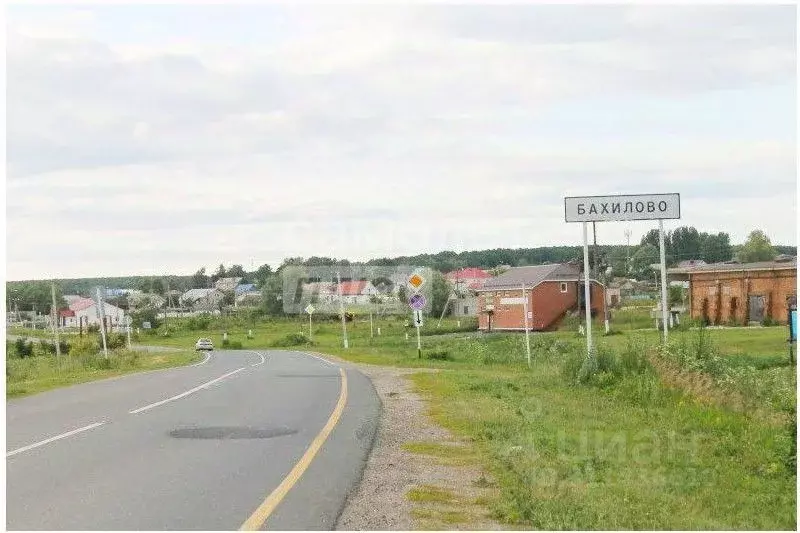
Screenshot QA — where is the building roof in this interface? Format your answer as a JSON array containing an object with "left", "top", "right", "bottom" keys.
[
  {"left": 181, "top": 288, "right": 221, "bottom": 302},
  {"left": 677, "top": 259, "right": 706, "bottom": 268},
  {"left": 667, "top": 257, "right": 797, "bottom": 275},
  {"left": 477, "top": 264, "right": 582, "bottom": 291},
  {"left": 303, "top": 282, "right": 336, "bottom": 295},
  {"left": 445, "top": 268, "right": 491, "bottom": 281},
  {"left": 69, "top": 298, "right": 96, "bottom": 312},
  {"left": 214, "top": 277, "right": 243, "bottom": 291},
  {"left": 338, "top": 280, "right": 367, "bottom": 296},
  {"left": 235, "top": 283, "right": 256, "bottom": 295}
]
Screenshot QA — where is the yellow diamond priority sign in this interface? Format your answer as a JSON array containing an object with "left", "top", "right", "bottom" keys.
[{"left": 408, "top": 273, "right": 425, "bottom": 292}]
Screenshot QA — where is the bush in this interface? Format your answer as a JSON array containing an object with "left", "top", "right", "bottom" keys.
[
  {"left": 13, "top": 338, "right": 33, "bottom": 358},
  {"left": 221, "top": 338, "right": 244, "bottom": 349},
  {"left": 271, "top": 333, "right": 314, "bottom": 348},
  {"left": 104, "top": 332, "right": 127, "bottom": 350},
  {"left": 87, "top": 324, "right": 100, "bottom": 334},
  {"left": 426, "top": 349, "right": 452, "bottom": 361},
  {"left": 187, "top": 314, "right": 212, "bottom": 331},
  {"left": 70, "top": 336, "right": 99, "bottom": 356}
]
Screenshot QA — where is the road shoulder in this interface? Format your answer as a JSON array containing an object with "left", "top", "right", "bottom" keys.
[{"left": 310, "top": 353, "right": 503, "bottom": 531}]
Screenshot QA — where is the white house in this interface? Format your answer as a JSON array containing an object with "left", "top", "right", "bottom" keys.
[
  {"left": 59, "top": 298, "right": 126, "bottom": 329},
  {"left": 180, "top": 288, "right": 225, "bottom": 311}
]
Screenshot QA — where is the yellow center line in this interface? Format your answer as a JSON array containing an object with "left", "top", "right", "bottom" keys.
[{"left": 239, "top": 366, "right": 349, "bottom": 531}]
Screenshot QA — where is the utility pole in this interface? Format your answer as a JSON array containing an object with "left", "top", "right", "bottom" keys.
[
  {"left": 50, "top": 282, "right": 61, "bottom": 361},
  {"left": 624, "top": 229, "right": 632, "bottom": 276},
  {"left": 337, "top": 271, "right": 349, "bottom": 349},
  {"left": 96, "top": 287, "right": 109, "bottom": 358}
]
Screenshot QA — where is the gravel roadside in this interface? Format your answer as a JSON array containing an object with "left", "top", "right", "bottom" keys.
[{"left": 307, "top": 352, "right": 503, "bottom": 530}]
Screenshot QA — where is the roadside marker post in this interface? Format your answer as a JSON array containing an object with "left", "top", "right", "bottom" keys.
[
  {"left": 336, "top": 272, "right": 348, "bottom": 349},
  {"left": 565, "top": 193, "right": 681, "bottom": 356},
  {"left": 305, "top": 304, "right": 315, "bottom": 341}
]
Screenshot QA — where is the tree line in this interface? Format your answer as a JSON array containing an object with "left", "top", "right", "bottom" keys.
[{"left": 7, "top": 226, "right": 794, "bottom": 314}]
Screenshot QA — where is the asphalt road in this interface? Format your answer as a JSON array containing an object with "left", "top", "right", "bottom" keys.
[{"left": 6, "top": 350, "right": 380, "bottom": 530}]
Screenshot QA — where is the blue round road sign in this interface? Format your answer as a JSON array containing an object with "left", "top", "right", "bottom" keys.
[{"left": 409, "top": 293, "right": 426, "bottom": 310}]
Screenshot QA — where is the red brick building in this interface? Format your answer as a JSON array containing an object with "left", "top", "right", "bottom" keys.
[
  {"left": 475, "top": 264, "right": 605, "bottom": 331},
  {"left": 667, "top": 257, "right": 797, "bottom": 325}
]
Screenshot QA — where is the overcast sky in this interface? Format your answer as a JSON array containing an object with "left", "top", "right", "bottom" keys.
[{"left": 6, "top": 3, "right": 797, "bottom": 280}]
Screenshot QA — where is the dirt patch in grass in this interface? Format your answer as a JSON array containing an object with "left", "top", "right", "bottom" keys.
[{"left": 331, "top": 360, "right": 503, "bottom": 531}]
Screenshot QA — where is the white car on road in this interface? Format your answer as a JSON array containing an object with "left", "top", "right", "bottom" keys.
[{"left": 195, "top": 338, "right": 214, "bottom": 351}]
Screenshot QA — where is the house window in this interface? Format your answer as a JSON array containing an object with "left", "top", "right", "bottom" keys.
[
  {"left": 560, "top": 283, "right": 568, "bottom": 293},
  {"left": 463, "top": 306, "right": 469, "bottom": 315}
]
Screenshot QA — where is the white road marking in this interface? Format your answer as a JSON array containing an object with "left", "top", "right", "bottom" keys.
[
  {"left": 191, "top": 352, "right": 212, "bottom": 367},
  {"left": 302, "top": 352, "right": 336, "bottom": 367},
  {"left": 7, "top": 421, "right": 106, "bottom": 458},
  {"left": 129, "top": 367, "right": 247, "bottom": 414},
  {"left": 250, "top": 352, "right": 266, "bottom": 367}
]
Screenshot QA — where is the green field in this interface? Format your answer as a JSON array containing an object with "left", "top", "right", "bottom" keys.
[{"left": 6, "top": 312, "right": 796, "bottom": 529}]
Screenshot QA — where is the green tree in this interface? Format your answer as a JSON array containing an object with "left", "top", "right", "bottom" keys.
[
  {"left": 429, "top": 270, "right": 452, "bottom": 317},
  {"left": 700, "top": 232, "right": 733, "bottom": 263},
  {"left": 670, "top": 226, "right": 703, "bottom": 262},
  {"left": 630, "top": 244, "right": 660, "bottom": 280},
  {"left": 253, "top": 264, "right": 273, "bottom": 288},
  {"left": 397, "top": 285, "right": 408, "bottom": 305},
  {"left": 738, "top": 229, "right": 777, "bottom": 263},
  {"left": 191, "top": 267, "right": 209, "bottom": 289},
  {"left": 227, "top": 264, "right": 246, "bottom": 278},
  {"left": 6, "top": 281, "right": 66, "bottom": 314},
  {"left": 607, "top": 246, "right": 632, "bottom": 278},
  {"left": 260, "top": 275, "right": 285, "bottom": 315},
  {"left": 211, "top": 263, "right": 227, "bottom": 283}
]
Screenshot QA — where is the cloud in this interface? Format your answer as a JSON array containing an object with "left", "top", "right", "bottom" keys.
[{"left": 5, "top": 4, "right": 796, "bottom": 279}]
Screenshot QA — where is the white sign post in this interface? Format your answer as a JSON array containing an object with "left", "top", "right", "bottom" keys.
[
  {"left": 522, "top": 282, "right": 531, "bottom": 368},
  {"left": 565, "top": 193, "right": 680, "bottom": 355},
  {"left": 413, "top": 309, "right": 423, "bottom": 358},
  {"left": 305, "top": 304, "right": 315, "bottom": 341}
]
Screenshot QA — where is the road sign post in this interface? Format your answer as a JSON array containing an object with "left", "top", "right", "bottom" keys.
[
  {"left": 407, "top": 272, "right": 427, "bottom": 359},
  {"left": 565, "top": 193, "right": 681, "bottom": 356},
  {"left": 582, "top": 222, "right": 593, "bottom": 357},
  {"left": 658, "top": 219, "right": 669, "bottom": 344},
  {"left": 413, "top": 309, "right": 423, "bottom": 358}
]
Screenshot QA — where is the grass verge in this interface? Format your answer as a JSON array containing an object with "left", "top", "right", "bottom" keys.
[{"left": 6, "top": 349, "right": 202, "bottom": 399}]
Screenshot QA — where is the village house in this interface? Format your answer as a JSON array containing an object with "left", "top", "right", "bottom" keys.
[
  {"left": 179, "top": 288, "right": 225, "bottom": 312},
  {"left": 214, "top": 277, "right": 243, "bottom": 293},
  {"left": 337, "top": 280, "right": 381, "bottom": 304},
  {"left": 667, "top": 257, "right": 797, "bottom": 325},
  {"left": 58, "top": 297, "right": 126, "bottom": 330},
  {"left": 234, "top": 283, "right": 262, "bottom": 306},
  {"left": 475, "top": 264, "right": 605, "bottom": 331}
]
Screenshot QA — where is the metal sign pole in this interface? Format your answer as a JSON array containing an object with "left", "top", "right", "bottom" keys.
[
  {"left": 417, "top": 324, "right": 422, "bottom": 359},
  {"left": 309, "top": 312, "right": 313, "bottom": 341},
  {"left": 658, "top": 219, "right": 669, "bottom": 344},
  {"left": 582, "top": 222, "right": 593, "bottom": 357},
  {"left": 522, "top": 282, "right": 531, "bottom": 368}
]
